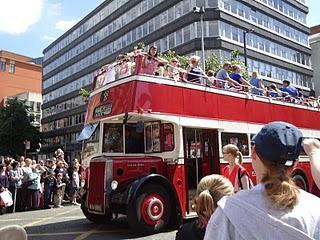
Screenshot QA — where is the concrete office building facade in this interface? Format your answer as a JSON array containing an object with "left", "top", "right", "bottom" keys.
[{"left": 41, "top": 0, "right": 312, "bottom": 159}]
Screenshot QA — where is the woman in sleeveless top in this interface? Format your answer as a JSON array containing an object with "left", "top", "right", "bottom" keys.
[
  {"left": 185, "top": 56, "right": 205, "bottom": 84},
  {"left": 142, "top": 46, "right": 168, "bottom": 75},
  {"left": 222, "top": 144, "right": 251, "bottom": 192}
]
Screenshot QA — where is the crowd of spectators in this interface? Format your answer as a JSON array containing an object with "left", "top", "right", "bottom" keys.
[{"left": 0, "top": 149, "right": 83, "bottom": 215}]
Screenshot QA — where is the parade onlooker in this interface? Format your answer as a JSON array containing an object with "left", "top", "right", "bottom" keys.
[
  {"left": 0, "top": 225, "right": 27, "bottom": 240},
  {"left": 42, "top": 159, "right": 55, "bottom": 209},
  {"left": 0, "top": 164, "right": 9, "bottom": 214},
  {"left": 281, "top": 80, "right": 299, "bottom": 97},
  {"left": 69, "top": 166, "right": 80, "bottom": 206},
  {"left": 215, "top": 63, "right": 239, "bottom": 89},
  {"left": 21, "top": 158, "right": 33, "bottom": 211},
  {"left": 221, "top": 144, "right": 252, "bottom": 192},
  {"left": 8, "top": 161, "right": 23, "bottom": 212},
  {"left": 142, "top": 46, "right": 168, "bottom": 76},
  {"left": 167, "top": 58, "right": 182, "bottom": 81},
  {"left": 249, "top": 71, "right": 264, "bottom": 95},
  {"left": 205, "top": 121, "right": 320, "bottom": 240},
  {"left": 26, "top": 164, "right": 41, "bottom": 210},
  {"left": 268, "top": 83, "right": 282, "bottom": 98},
  {"left": 229, "top": 65, "right": 251, "bottom": 89},
  {"left": 303, "top": 138, "right": 320, "bottom": 196},
  {"left": 185, "top": 56, "right": 205, "bottom": 84},
  {"left": 176, "top": 174, "right": 233, "bottom": 240},
  {"left": 53, "top": 173, "right": 66, "bottom": 208}
]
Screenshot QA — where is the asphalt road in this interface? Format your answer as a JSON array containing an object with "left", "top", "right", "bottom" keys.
[{"left": 0, "top": 205, "right": 177, "bottom": 240}]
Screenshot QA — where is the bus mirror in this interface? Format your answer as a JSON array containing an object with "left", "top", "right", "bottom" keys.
[{"left": 136, "top": 121, "right": 144, "bottom": 133}]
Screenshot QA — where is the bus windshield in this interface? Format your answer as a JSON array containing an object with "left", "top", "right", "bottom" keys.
[{"left": 102, "top": 122, "right": 174, "bottom": 154}]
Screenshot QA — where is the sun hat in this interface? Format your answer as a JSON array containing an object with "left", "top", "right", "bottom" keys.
[{"left": 252, "top": 121, "right": 303, "bottom": 167}]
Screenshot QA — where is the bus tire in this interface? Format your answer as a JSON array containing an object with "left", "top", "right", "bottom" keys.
[
  {"left": 127, "top": 184, "right": 171, "bottom": 235},
  {"left": 81, "top": 194, "right": 110, "bottom": 224},
  {"left": 292, "top": 174, "right": 308, "bottom": 191}
]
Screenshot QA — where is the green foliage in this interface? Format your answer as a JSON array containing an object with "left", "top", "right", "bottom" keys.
[
  {"left": 159, "top": 50, "right": 189, "bottom": 68},
  {"left": 0, "top": 98, "right": 41, "bottom": 157},
  {"left": 135, "top": 42, "right": 145, "bottom": 50},
  {"left": 204, "top": 54, "right": 222, "bottom": 73},
  {"left": 80, "top": 88, "right": 91, "bottom": 102}
]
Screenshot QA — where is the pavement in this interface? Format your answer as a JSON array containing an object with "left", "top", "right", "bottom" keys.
[{"left": 0, "top": 205, "right": 177, "bottom": 240}]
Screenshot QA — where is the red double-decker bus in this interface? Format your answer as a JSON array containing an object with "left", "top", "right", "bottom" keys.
[{"left": 78, "top": 53, "right": 319, "bottom": 235}]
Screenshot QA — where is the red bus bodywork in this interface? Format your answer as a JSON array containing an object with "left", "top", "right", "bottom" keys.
[{"left": 81, "top": 54, "right": 318, "bottom": 235}]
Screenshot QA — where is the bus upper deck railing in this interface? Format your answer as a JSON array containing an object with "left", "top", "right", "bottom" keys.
[{"left": 92, "top": 52, "right": 320, "bottom": 109}]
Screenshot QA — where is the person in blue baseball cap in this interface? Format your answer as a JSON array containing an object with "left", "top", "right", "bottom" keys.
[{"left": 205, "top": 121, "right": 320, "bottom": 240}]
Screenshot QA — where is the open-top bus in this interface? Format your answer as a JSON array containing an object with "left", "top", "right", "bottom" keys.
[{"left": 78, "top": 53, "right": 320, "bottom": 235}]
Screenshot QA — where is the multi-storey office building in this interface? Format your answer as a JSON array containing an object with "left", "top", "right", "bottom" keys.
[{"left": 42, "top": 0, "right": 312, "bottom": 160}]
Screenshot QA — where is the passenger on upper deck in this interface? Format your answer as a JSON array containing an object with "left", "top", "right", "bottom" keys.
[
  {"left": 215, "top": 63, "right": 240, "bottom": 89},
  {"left": 229, "top": 65, "right": 251, "bottom": 90},
  {"left": 142, "top": 46, "right": 168, "bottom": 76},
  {"left": 185, "top": 56, "right": 206, "bottom": 84},
  {"left": 268, "top": 84, "right": 283, "bottom": 98},
  {"left": 281, "top": 80, "right": 299, "bottom": 98},
  {"left": 167, "top": 58, "right": 183, "bottom": 81},
  {"left": 249, "top": 72, "right": 264, "bottom": 96}
]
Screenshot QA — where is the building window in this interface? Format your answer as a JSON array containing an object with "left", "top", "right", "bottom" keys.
[
  {"left": 9, "top": 63, "right": 15, "bottom": 73},
  {"left": 0, "top": 59, "right": 5, "bottom": 71}
]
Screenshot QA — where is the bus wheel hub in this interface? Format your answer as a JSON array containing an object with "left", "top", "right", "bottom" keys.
[{"left": 141, "top": 194, "right": 164, "bottom": 224}]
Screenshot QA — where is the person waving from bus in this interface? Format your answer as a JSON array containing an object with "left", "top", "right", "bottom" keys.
[
  {"left": 205, "top": 122, "right": 320, "bottom": 240},
  {"left": 221, "top": 144, "right": 252, "bottom": 192}
]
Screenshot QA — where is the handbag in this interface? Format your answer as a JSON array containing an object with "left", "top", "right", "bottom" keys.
[{"left": 0, "top": 190, "right": 13, "bottom": 207}]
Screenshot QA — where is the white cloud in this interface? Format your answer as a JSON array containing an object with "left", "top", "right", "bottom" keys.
[
  {"left": 0, "top": 0, "right": 43, "bottom": 34},
  {"left": 55, "top": 19, "right": 78, "bottom": 31},
  {"left": 43, "top": 35, "right": 56, "bottom": 41}
]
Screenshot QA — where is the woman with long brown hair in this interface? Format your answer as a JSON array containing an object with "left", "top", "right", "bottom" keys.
[
  {"left": 205, "top": 122, "right": 320, "bottom": 240},
  {"left": 176, "top": 174, "right": 233, "bottom": 240}
]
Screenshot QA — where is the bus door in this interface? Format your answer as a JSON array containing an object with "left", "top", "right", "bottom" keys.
[{"left": 183, "top": 128, "right": 219, "bottom": 214}]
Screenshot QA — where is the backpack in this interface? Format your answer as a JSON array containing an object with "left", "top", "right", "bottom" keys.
[{"left": 237, "top": 166, "right": 254, "bottom": 190}]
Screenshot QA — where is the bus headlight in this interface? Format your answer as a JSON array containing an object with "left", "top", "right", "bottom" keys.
[{"left": 111, "top": 180, "right": 118, "bottom": 190}]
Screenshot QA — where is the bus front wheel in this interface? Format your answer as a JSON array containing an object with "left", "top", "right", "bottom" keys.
[{"left": 127, "top": 184, "right": 171, "bottom": 235}]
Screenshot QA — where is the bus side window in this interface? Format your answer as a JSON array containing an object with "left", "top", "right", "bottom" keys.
[
  {"left": 145, "top": 122, "right": 161, "bottom": 153},
  {"left": 221, "top": 132, "right": 249, "bottom": 156},
  {"left": 162, "top": 123, "right": 174, "bottom": 152}
]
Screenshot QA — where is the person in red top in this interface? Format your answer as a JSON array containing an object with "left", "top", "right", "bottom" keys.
[{"left": 222, "top": 144, "right": 252, "bottom": 192}]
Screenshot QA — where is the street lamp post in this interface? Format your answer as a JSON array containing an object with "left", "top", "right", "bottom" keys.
[
  {"left": 243, "top": 29, "right": 254, "bottom": 68},
  {"left": 193, "top": 6, "right": 206, "bottom": 71}
]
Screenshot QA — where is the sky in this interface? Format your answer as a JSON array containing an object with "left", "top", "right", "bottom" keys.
[{"left": 0, "top": 0, "right": 319, "bottom": 58}]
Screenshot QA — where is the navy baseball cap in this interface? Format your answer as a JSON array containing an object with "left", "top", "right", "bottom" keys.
[{"left": 252, "top": 121, "right": 303, "bottom": 166}]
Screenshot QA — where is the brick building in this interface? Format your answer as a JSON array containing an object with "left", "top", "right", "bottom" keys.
[{"left": 0, "top": 50, "right": 42, "bottom": 106}]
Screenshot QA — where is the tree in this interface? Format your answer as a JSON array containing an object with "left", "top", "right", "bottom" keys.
[
  {"left": 0, "top": 98, "right": 41, "bottom": 157},
  {"left": 205, "top": 54, "right": 222, "bottom": 73},
  {"left": 159, "top": 50, "right": 189, "bottom": 68}
]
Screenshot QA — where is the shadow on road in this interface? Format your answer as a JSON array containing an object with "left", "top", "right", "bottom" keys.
[{"left": 25, "top": 215, "right": 176, "bottom": 240}]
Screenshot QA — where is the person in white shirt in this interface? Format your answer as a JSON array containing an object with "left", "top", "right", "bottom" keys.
[{"left": 205, "top": 121, "right": 320, "bottom": 240}]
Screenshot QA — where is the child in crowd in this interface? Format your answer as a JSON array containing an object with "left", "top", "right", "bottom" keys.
[
  {"left": 69, "top": 166, "right": 80, "bottom": 206},
  {"left": 176, "top": 175, "right": 234, "bottom": 240},
  {"left": 53, "top": 173, "right": 66, "bottom": 208}
]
